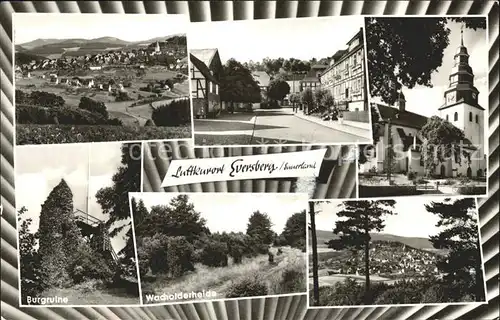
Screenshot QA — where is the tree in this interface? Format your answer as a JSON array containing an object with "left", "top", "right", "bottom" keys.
[
  {"left": 140, "top": 195, "right": 208, "bottom": 243},
  {"left": 78, "top": 96, "right": 108, "bottom": 118},
  {"left": 18, "top": 206, "right": 46, "bottom": 302},
  {"left": 246, "top": 211, "right": 274, "bottom": 245},
  {"left": 301, "top": 88, "right": 314, "bottom": 114},
  {"left": 309, "top": 201, "right": 320, "bottom": 306},
  {"left": 267, "top": 79, "right": 290, "bottom": 103},
  {"left": 95, "top": 143, "right": 141, "bottom": 268},
  {"left": 289, "top": 92, "right": 300, "bottom": 109},
  {"left": 366, "top": 17, "right": 486, "bottom": 106},
  {"left": 329, "top": 200, "right": 396, "bottom": 303},
  {"left": 220, "top": 59, "right": 261, "bottom": 106},
  {"left": 358, "top": 104, "right": 383, "bottom": 166},
  {"left": 281, "top": 210, "right": 306, "bottom": 249},
  {"left": 322, "top": 90, "right": 335, "bottom": 112},
  {"left": 425, "top": 198, "right": 485, "bottom": 301},
  {"left": 419, "top": 116, "right": 466, "bottom": 177}
]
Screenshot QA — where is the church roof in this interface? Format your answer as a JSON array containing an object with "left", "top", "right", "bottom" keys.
[{"left": 374, "top": 103, "right": 429, "bottom": 129}]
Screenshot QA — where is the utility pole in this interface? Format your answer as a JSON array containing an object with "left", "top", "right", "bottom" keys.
[{"left": 309, "top": 201, "right": 320, "bottom": 306}]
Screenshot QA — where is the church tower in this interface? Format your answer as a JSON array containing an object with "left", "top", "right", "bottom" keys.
[
  {"left": 439, "top": 25, "right": 484, "bottom": 150},
  {"left": 438, "top": 25, "right": 485, "bottom": 177}
]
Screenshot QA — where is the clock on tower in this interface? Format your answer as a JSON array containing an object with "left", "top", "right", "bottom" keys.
[{"left": 447, "top": 92, "right": 456, "bottom": 104}]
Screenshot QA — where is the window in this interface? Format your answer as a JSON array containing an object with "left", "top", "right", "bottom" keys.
[
  {"left": 215, "top": 83, "right": 219, "bottom": 95},
  {"left": 475, "top": 114, "right": 479, "bottom": 123},
  {"left": 446, "top": 114, "right": 449, "bottom": 121},
  {"left": 454, "top": 112, "right": 458, "bottom": 121},
  {"left": 345, "top": 88, "right": 349, "bottom": 98},
  {"left": 469, "top": 112, "right": 472, "bottom": 122}
]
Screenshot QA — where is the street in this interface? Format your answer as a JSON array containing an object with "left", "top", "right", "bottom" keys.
[{"left": 194, "top": 109, "right": 367, "bottom": 145}]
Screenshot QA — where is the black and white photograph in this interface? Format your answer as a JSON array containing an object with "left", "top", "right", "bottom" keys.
[
  {"left": 14, "top": 13, "right": 192, "bottom": 145},
  {"left": 130, "top": 192, "right": 308, "bottom": 304},
  {"left": 15, "top": 142, "right": 142, "bottom": 306},
  {"left": 359, "top": 16, "right": 488, "bottom": 197},
  {"left": 307, "top": 197, "right": 487, "bottom": 307},
  {"left": 188, "top": 16, "right": 372, "bottom": 146}
]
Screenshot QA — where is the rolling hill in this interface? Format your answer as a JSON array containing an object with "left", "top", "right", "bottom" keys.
[
  {"left": 310, "top": 229, "right": 434, "bottom": 250},
  {"left": 16, "top": 34, "right": 187, "bottom": 58}
]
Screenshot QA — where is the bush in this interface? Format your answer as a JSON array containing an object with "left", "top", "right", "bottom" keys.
[
  {"left": 200, "top": 238, "right": 228, "bottom": 267},
  {"left": 139, "top": 235, "right": 195, "bottom": 278},
  {"left": 67, "top": 243, "right": 114, "bottom": 284},
  {"left": 16, "top": 90, "right": 66, "bottom": 107},
  {"left": 416, "top": 178, "right": 429, "bottom": 184},
  {"left": 268, "top": 251, "right": 275, "bottom": 264},
  {"left": 16, "top": 124, "right": 191, "bottom": 145},
  {"left": 407, "top": 171, "right": 416, "bottom": 180},
  {"left": 458, "top": 176, "right": 471, "bottom": 185},
  {"left": 443, "top": 178, "right": 456, "bottom": 185},
  {"left": 277, "top": 248, "right": 283, "bottom": 256},
  {"left": 279, "top": 268, "right": 306, "bottom": 293},
  {"left": 315, "top": 278, "right": 365, "bottom": 306},
  {"left": 78, "top": 97, "right": 108, "bottom": 118},
  {"left": 115, "top": 91, "right": 132, "bottom": 102},
  {"left": 151, "top": 99, "right": 191, "bottom": 126},
  {"left": 359, "top": 185, "right": 421, "bottom": 197},
  {"left": 454, "top": 185, "right": 486, "bottom": 195},
  {"left": 226, "top": 276, "right": 268, "bottom": 298},
  {"left": 16, "top": 104, "right": 117, "bottom": 126},
  {"left": 295, "top": 238, "right": 307, "bottom": 253}
]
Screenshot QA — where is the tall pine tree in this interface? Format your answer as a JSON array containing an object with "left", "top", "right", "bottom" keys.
[
  {"left": 329, "top": 200, "right": 396, "bottom": 302},
  {"left": 246, "top": 211, "right": 274, "bottom": 245},
  {"left": 425, "top": 198, "right": 485, "bottom": 301}
]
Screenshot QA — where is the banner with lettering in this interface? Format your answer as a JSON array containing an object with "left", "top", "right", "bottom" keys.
[{"left": 161, "top": 148, "right": 329, "bottom": 187}]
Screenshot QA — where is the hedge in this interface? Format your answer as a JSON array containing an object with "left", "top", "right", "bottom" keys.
[
  {"left": 151, "top": 98, "right": 191, "bottom": 126},
  {"left": 359, "top": 185, "right": 421, "bottom": 197},
  {"left": 453, "top": 185, "right": 487, "bottom": 195},
  {"left": 16, "top": 124, "right": 192, "bottom": 145},
  {"left": 16, "top": 104, "right": 117, "bottom": 126}
]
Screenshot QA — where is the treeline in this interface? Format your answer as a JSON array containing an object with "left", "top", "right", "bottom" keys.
[
  {"left": 151, "top": 98, "right": 191, "bottom": 126},
  {"left": 16, "top": 90, "right": 121, "bottom": 126},
  {"left": 133, "top": 195, "right": 306, "bottom": 296},
  {"left": 243, "top": 57, "right": 331, "bottom": 75}
]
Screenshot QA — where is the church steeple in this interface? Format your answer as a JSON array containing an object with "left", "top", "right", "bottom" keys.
[{"left": 441, "top": 23, "right": 480, "bottom": 109}]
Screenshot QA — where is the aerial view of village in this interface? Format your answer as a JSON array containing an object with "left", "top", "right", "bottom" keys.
[
  {"left": 14, "top": 14, "right": 192, "bottom": 145},
  {"left": 308, "top": 198, "right": 486, "bottom": 307}
]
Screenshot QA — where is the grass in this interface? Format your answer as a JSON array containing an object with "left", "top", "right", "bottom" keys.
[
  {"left": 142, "top": 247, "right": 306, "bottom": 303},
  {"left": 39, "top": 281, "right": 140, "bottom": 305},
  {"left": 16, "top": 124, "right": 192, "bottom": 145}
]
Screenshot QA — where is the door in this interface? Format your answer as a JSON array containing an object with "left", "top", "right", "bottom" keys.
[
  {"left": 467, "top": 167, "right": 472, "bottom": 178},
  {"left": 440, "top": 164, "right": 446, "bottom": 177}
]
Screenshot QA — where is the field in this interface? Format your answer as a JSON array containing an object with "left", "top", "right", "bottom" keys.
[
  {"left": 16, "top": 124, "right": 192, "bottom": 145},
  {"left": 141, "top": 246, "right": 307, "bottom": 303}
]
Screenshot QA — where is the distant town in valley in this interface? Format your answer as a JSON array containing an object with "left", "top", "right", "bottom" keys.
[{"left": 15, "top": 34, "right": 192, "bottom": 144}]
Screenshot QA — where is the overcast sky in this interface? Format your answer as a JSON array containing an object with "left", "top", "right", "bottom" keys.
[
  {"left": 370, "top": 19, "right": 488, "bottom": 123},
  {"left": 312, "top": 198, "right": 478, "bottom": 239},
  {"left": 188, "top": 16, "right": 363, "bottom": 63},
  {"left": 16, "top": 142, "right": 129, "bottom": 254},
  {"left": 132, "top": 193, "right": 308, "bottom": 234},
  {"left": 14, "top": 13, "right": 188, "bottom": 44}
]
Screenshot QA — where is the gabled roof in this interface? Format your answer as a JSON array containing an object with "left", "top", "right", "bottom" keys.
[
  {"left": 374, "top": 103, "right": 429, "bottom": 129},
  {"left": 190, "top": 48, "right": 218, "bottom": 68},
  {"left": 189, "top": 53, "right": 218, "bottom": 83},
  {"left": 252, "top": 71, "right": 271, "bottom": 87}
]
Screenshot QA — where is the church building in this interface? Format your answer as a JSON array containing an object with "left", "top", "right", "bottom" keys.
[{"left": 361, "top": 28, "right": 486, "bottom": 178}]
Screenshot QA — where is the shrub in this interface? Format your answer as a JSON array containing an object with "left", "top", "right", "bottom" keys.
[
  {"left": 369, "top": 166, "right": 378, "bottom": 174},
  {"left": 78, "top": 97, "right": 108, "bottom": 118},
  {"left": 268, "top": 251, "right": 275, "bottom": 264},
  {"left": 416, "top": 178, "right": 429, "bottom": 184},
  {"left": 458, "top": 176, "right": 471, "bottom": 185},
  {"left": 17, "top": 90, "right": 66, "bottom": 107},
  {"left": 295, "top": 238, "right": 307, "bottom": 253},
  {"left": 226, "top": 276, "right": 268, "bottom": 298},
  {"left": 454, "top": 185, "right": 486, "bottom": 195},
  {"left": 166, "top": 236, "right": 195, "bottom": 277},
  {"left": 200, "top": 239, "right": 228, "bottom": 267},
  {"left": 407, "top": 171, "right": 416, "bottom": 180},
  {"left": 16, "top": 104, "right": 119, "bottom": 126},
  {"left": 277, "top": 248, "right": 283, "bottom": 256},
  {"left": 67, "top": 243, "right": 114, "bottom": 284},
  {"left": 115, "top": 91, "right": 132, "bottom": 102},
  {"left": 279, "top": 268, "right": 306, "bottom": 293},
  {"left": 151, "top": 99, "right": 191, "bottom": 126},
  {"left": 359, "top": 185, "right": 421, "bottom": 197},
  {"left": 315, "top": 278, "right": 365, "bottom": 306}
]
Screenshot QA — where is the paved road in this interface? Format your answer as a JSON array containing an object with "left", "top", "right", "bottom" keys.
[{"left": 194, "top": 109, "right": 365, "bottom": 145}]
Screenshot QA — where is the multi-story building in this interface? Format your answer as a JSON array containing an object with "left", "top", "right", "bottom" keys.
[
  {"left": 300, "top": 64, "right": 328, "bottom": 93},
  {"left": 319, "top": 28, "right": 366, "bottom": 113},
  {"left": 190, "top": 48, "right": 223, "bottom": 118}
]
